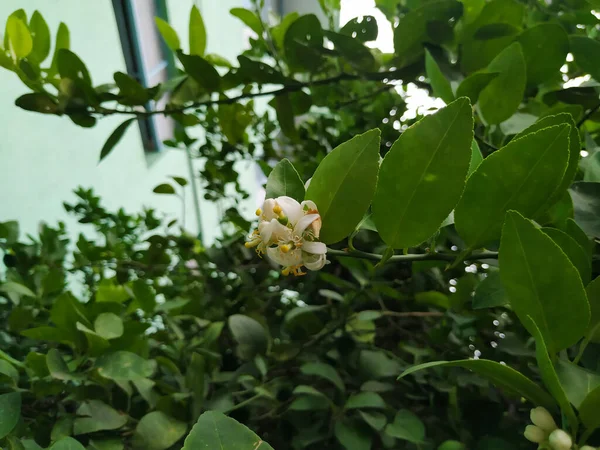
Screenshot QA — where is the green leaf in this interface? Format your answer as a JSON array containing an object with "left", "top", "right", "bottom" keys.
[
  {"left": 517, "top": 23, "right": 569, "bottom": 86},
  {"left": 49, "top": 22, "right": 69, "bottom": 77},
  {"left": 305, "top": 129, "right": 380, "bottom": 244},
  {"left": 289, "top": 395, "right": 330, "bottom": 411},
  {"left": 359, "top": 411, "right": 387, "bottom": 431},
  {"left": 469, "top": 140, "right": 484, "bottom": 176},
  {"left": 271, "top": 93, "right": 298, "bottom": 140},
  {"left": 29, "top": 11, "right": 51, "bottom": 64},
  {"left": 500, "top": 211, "right": 589, "bottom": 353},
  {"left": 51, "top": 416, "right": 74, "bottom": 442},
  {"left": 324, "top": 31, "right": 376, "bottom": 71},
  {"left": 455, "top": 125, "right": 570, "bottom": 248},
  {"left": 99, "top": 118, "right": 136, "bottom": 162},
  {"left": 525, "top": 317, "right": 577, "bottom": 430},
  {"left": 0, "top": 220, "right": 19, "bottom": 244},
  {"left": 283, "top": 14, "right": 324, "bottom": 72},
  {"left": 96, "top": 280, "right": 130, "bottom": 303},
  {"left": 131, "top": 280, "right": 156, "bottom": 313},
  {"left": 425, "top": 49, "right": 454, "bottom": 104},
  {"left": 0, "top": 360, "right": 18, "bottom": 384},
  {"left": 96, "top": 351, "right": 154, "bottom": 380},
  {"left": 474, "top": 23, "right": 519, "bottom": 40},
  {"left": 340, "top": 16, "right": 378, "bottom": 42},
  {"left": 400, "top": 359, "right": 555, "bottom": 409},
  {"left": 384, "top": 409, "right": 425, "bottom": 443},
  {"left": 439, "top": 441, "right": 466, "bottom": 450},
  {"left": 0, "top": 392, "right": 21, "bottom": 439},
  {"left": 0, "top": 281, "right": 35, "bottom": 298},
  {"left": 132, "top": 412, "right": 187, "bottom": 450},
  {"left": 182, "top": 411, "right": 274, "bottom": 450},
  {"left": 21, "top": 326, "right": 70, "bottom": 343},
  {"left": 566, "top": 218, "right": 593, "bottom": 259},
  {"left": 6, "top": 16, "right": 32, "bottom": 59},
  {"left": 228, "top": 315, "right": 269, "bottom": 360},
  {"left": 272, "top": 12, "right": 299, "bottom": 52},
  {"left": 301, "top": 362, "right": 345, "bottom": 392},
  {"left": 570, "top": 36, "right": 600, "bottom": 82},
  {"left": 114, "top": 72, "right": 149, "bottom": 105},
  {"left": 358, "top": 350, "right": 402, "bottom": 379},
  {"left": 94, "top": 313, "right": 124, "bottom": 340},
  {"left": 89, "top": 440, "right": 124, "bottom": 450},
  {"left": 153, "top": 183, "right": 176, "bottom": 195},
  {"left": 334, "top": 419, "right": 372, "bottom": 450},
  {"left": 15, "top": 93, "right": 58, "bottom": 114},
  {"left": 57, "top": 49, "right": 91, "bottom": 85},
  {"left": 579, "top": 385, "right": 600, "bottom": 436},
  {"left": 76, "top": 322, "right": 110, "bottom": 356},
  {"left": 345, "top": 392, "right": 386, "bottom": 409},
  {"left": 177, "top": 52, "right": 221, "bottom": 92},
  {"left": 570, "top": 182, "right": 600, "bottom": 238},
  {"left": 189, "top": 5, "right": 206, "bottom": 56},
  {"left": 154, "top": 17, "right": 180, "bottom": 51},
  {"left": 373, "top": 98, "right": 473, "bottom": 249},
  {"left": 46, "top": 348, "right": 80, "bottom": 381},
  {"left": 478, "top": 42, "right": 526, "bottom": 124},
  {"left": 230, "top": 8, "right": 262, "bottom": 35},
  {"left": 586, "top": 277, "right": 600, "bottom": 342},
  {"left": 472, "top": 270, "right": 507, "bottom": 309},
  {"left": 265, "top": 159, "right": 305, "bottom": 201},
  {"left": 49, "top": 438, "right": 86, "bottom": 450},
  {"left": 171, "top": 176, "right": 188, "bottom": 186},
  {"left": 456, "top": 72, "right": 499, "bottom": 105},
  {"left": 542, "top": 227, "right": 591, "bottom": 284},
  {"left": 555, "top": 359, "right": 600, "bottom": 409},
  {"left": 186, "top": 353, "right": 205, "bottom": 416},
  {"left": 73, "top": 400, "right": 127, "bottom": 435}
]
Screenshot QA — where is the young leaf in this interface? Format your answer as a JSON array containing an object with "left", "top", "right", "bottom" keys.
[
  {"left": 230, "top": 8, "right": 263, "bottom": 35},
  {"left": 425, "top": 49, "right": 454, "bottom": 104},
  {"left": 183, "top": 411, "right": 274, "bottom": 450},
  {"left": 154, "top": 17, "right": 180, "bottom": 51},
  {"left": 455, "top": 125, "right": 570, "bottom": 248},
  {"left": 455, "top": 72, "right": 499, "bottom": 105},
  {"left": 400, "top": 359, "right": 556, "bottom": 410},
  {"left": 132, "top": 412, "right": 187, "bottom": 450},
  {"left": 99, "top": 118, "right": 136, "bottom": 162},
  {"left": 373, "top": 98, "right": 473, "bottom": 249},
  {"left": 517, "top": 23, "right": 569, "bottom": 86},
  {"left": 0, "top": 392, "right": 21, "bottom": 439},
  {"left": 6, "top": 16, "right": 32, "bottom": 59},
  {"left": 305, "top": 129, "right": 380, "bottom": 244},
  {"left": 542, "top": 227, "right": 591, "bottom": 284},
  {"left": 478, "top": 42, "right": 526, "bottom": 124},
  {"left": 29, "top": 11, "right": 51, "bottom": 64},
  {"left": 499, "top": 211, "right": 590, "bottom": 353},
  {"left": 265, "top": 159, "right": 305, "bottom": 201},
  {"left": 189, "top": 5, "right": 206, "bottom": 56}
]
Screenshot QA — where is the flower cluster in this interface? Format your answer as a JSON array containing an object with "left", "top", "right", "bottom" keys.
[
  {"left": 245, "top": 196, "right": 328, "bottom": 276},
  {"left": 524, "top": 407, "right": 595, "bottom": 450}
]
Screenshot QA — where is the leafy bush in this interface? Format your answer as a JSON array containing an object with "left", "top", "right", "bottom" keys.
[{"left": 1, "top": 0, "right": 600, "bottom": 449}]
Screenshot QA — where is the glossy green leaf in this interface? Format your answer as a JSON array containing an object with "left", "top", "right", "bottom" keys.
[
  {"left": 155, "top": 17, "right": 180, "bottom": 51},
  {"left": 456, "top": 72, "right": 499, "bottom": 105},
  {"left": 0, "top": 392, "right": 21, "bottom": 439},
  {"left": 345, "top": 392, "right": 386, "bottom": 409},
  {"left": 479, "top": 42, "right": 526, "bottom": 124},
  {"left": 265, "top": 158, "right": 305, "bottom": 202},
  {"left": 230, "top": 8, "right": 262, "bottom": 35},
  {"left": 189, "top": 5, "right": 206, "bottom": 56},
  {"left": 132, "top": 412, "right": 187, "bottom": 450},
  {"left": 570, "top": 182, "right": 600, "bottom": 237},
  {"left": 555, "top": 359, "right": 600, "bottom": 409},
  {"left": 48, "top": 22, "right": 69, "bottom": 77},
  {"left": 334, "top": 419, "right": 372, "bottom": 450},
  {"left": 99, "top": 118, "right": 136, "bottom": 162},
  {"left": 29, "top": 11, "right": 50, "bottom": 64},
  {"left": 384, "top": 409, "right": 425, "bottom": 443},
  {"left": 283, "top": 14, "right": 324, "bottom": 72},
  {"left": 73, "top": 400, "right": 127, "bottom": 435},
  {"left": 455, "top": 125, "right": 570, "bottom": 248},
  {"left": 400, "top": 359, "right": 555, "bottom": 409},
  {"left": 472, "top": 270, "right": 507, "bottom": 309},
  {"left": 6, "top": 16, "right": 32, "bottom": 59},
  {"left": 178, "top": 52, "right": 220, "bottom": 92},
  {"left": 49, "top": 438, "right": 86, "bottom": 450},
  {"left": 182, "top": 411, "right": 274, "bottom": 450},
  {"left": 469, "top": 140, "right": 484, "bottom": 175},
  {"left": 306, "top": 129, "right": 380, "bottom": 244},
  {"left": 94, "top": 313, "right": 124, "bottom": 340},
  {"left": 301, "top": 362, "right": 345, "bottom": 392},
  {"left": 425, "top": 49, "right": 454, "bottom": 104},
  {"left": 517, "top": 24, "right": 569, "bottom": 86},
  {"left": 579, "top": 385, "right": 600, "bottom": 436},
  {"left": 570, "top": 36, "right": 600, "bottom": 82},
  {"left": 373, "top": 98, "right": 472, "bottom": 249},
  {"left": 228, "top": 315, "right": 269, "bottom": 360},
  {"left": 96, "top": 351, "right": 154, "bottom": 380},
  {"left": 499, "top": 212, "right": 589, "bottom": 353},
  {"left": 542, "top": 227, "right": 591, "bottom": 284},
  {"left": 586, "top": 277, "right": 600, "bottom": 342}
]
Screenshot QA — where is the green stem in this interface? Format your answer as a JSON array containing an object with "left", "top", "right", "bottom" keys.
[
  {"left": 327, "top": 248, "right": 498, "bottom": 263},
  {"left": 223, "top": 394, "right": 264, "bottom": 414}
]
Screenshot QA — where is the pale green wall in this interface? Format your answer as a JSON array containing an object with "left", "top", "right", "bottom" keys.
[{"left": 0, "top": 0, "right": 257, "bottom": 245}]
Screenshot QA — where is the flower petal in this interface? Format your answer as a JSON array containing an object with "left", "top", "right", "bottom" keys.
[
  {"left": 300, "top": 200, "right": 318, "bottom": 213},
  {"left": 294, "top": 214, "right": 320, "bottom": 236},
  {"left": 276, "top": 196, "right": 303, "bottom": 224},
  {"left": 304, "top": 255, "right": 327, "bottom": 271},
  {"left": 259, "top": 219, "right": 290, "bottom": 244},
  {"left": 261, "top": 199, "right": 278, "bottom": 221},
  {"left": 302, "top": 241, "right": 327, "bottom": 255},
  {"left": 267, "top": 246, "right": 302, "bottom": 267}
]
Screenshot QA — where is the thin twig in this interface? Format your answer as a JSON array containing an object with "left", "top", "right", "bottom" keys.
[
  {"left": 336, "top": 84, "right": 396, "bottom": 108},
  {"left": 577, "top": 100, "right": 600, "bottom": 127},
  {"left": 327, "top": 248, "right": 498, "bottom": 263}
]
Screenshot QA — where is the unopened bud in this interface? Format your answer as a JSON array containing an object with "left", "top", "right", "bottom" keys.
[
  {"left": 524, "top": 425, "right": 546, "bottom": 443},
  {"left": 548, "top": 429, "right": 572, "bottom": 450},
  {"left": 530, "top": 407, "right": 558, "bottom": 432}
]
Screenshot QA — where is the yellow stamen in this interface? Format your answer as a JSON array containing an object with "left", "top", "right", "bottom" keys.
[
  {"left": 273, "top": 204, "right": 282, "bottom": 214},
  {"left": 255, "top": 208, "right": 262, "bottom": 216},
  {"left": 282, "top": 267, "right": 291, "bottom": 276},
  {"left": 280, "top": 244, "right": 292, "bottom": 253},
  {"left": 245, "top": 237, "right": 261, "bottom": 248}
]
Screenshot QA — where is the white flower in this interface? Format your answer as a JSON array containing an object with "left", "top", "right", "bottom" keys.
[
  {"left": 548, "top": 429, "right": 572, "bottom": 450},
  {"left": 530, "top": 407, "right": 558, "bottom": 433},
  {"left": 245, "top": 196, "right": 327, "bottom": 276}
]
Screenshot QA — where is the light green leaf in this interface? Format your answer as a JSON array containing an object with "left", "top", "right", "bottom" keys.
[
  {"left": 456, "top": 72, "right": 499, "bottom": 105},
  {"left": 154, "top": 17, "right": 180, "bottom": 51},
  {"left": 99, "top": 118, "right": 136, "bottom": 162},
  {"left": 0, "top": 392, "right": 21, "bottom": 439},
  {"left": 570, "top": 36, "right": 600, "bottom": 82},
  {"left": 479, "top": 42, "right": 526, "bottom": 124},
  {"left": 228, "top": 315, "right": 269, "bottom": 360},
  {"left": 384, "top": 409, "right": 425, "bottom": 443},
  {"left": 345, "top": 392, "right": 386, "bottom": 409},
  {"left": 73, "top": 400, "right": 127, "bottom": 435},
  {"left": 305, "top": 129, "right": 380, "bottom": 244},
  {"left": 272, "top": 12, "right": 299, "bottom": 52},
  {"left": 75, "top": 322, "right": 110, "bottom": 356},
  {"left": 542, "top": 227, "right": 591, "bottom": 284},
  {"left": 230, "top": 8, "right": 263, "bottom": 35},
  {"left": 455, "top": 125, "right": 570, "bottom": 248},
  {"left": 132, "top": 412, "right": 187, "bottom": 450},
  {"left": 334, "top": 419, "right": 372, "bottom": 450},
  {"left": 400, "top": 359, "right": 555, "bottom": 410},
  {"left": 0, "top": 360, "right": 18, "bottom": 384},
  {"left": 301, "top": 362, "right": 345, "bottom": 392},
  {"left": 182, "top": 411, "right": 274, "bottom": 450},
  {"left": 472, "top": 270, "right": 507, "bottom": 309},
  {"left": 500, "top": 211, "right": 589, "bottom": 353},
  {"left": 517, "top": 23, "right": 569, "bottom": 86},
  {"left": 7, "top": 16, "right": 32, "bottom": 59},
  {"left": 96, "top": 280, "right": 130, "bottom": 303},
  {"left": 425, "top": 49, "right": 454, "bottom": 104},
  {"left": 265, "top": 159, "right": 305, "bottom": 202},
  {"left": 373, "top": 98, "right": 473, "bottom": 249},
  {"left": 555, "top": 359, "right": 600, "bottom": 409},
  {"left": 94, "top": 313, "right": 124, "bottom": 340},
  {"left": 29, "top": 11, "right": 50, "bottom": 64},
  {"left": 96, "top": 351, "right": 154, "bottom": 381},
  {"left": 189, "top": 5, "right": 206, "bottom": 56},
  {"left": 586, "top": 277, "right": 600, "bottom": 342},
  {"left": 579, "top": 385, "right": 600, "bottom": 436},
  {"left": 0, "top": 281, "right": 35, "bottom": 298},
  {"left": 49, "top": 438, "right": 86, "bottom": 450}
]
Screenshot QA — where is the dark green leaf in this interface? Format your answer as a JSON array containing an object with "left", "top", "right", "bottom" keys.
[
  {"left": 153, "top": 183, "right": 176, "bottom": 195},
  {"left": 334, "top": 419, "right": 372, "bottom": 450},
  {"left": 131, "top": 280, "right": 156, "bottom": 313},
  {"left": 301, "top": 362, "right": 345, "bottom": 392},
  {"left": 189, "top": 5, "right": 206, "bottom": 56},
  {"left": 569, "top": 182, "right": 600, "bottom": 237},
  {"left": 542, "top": 227, "right": 591, "bottom": 284},
  {"left": 359, "top": 411, "right": 387, "bottom": 431},
  {"left": 0, "top": 392, "right": 21, "bottom": 439},
  {"left": 155, "top": 17, "right": 180, "bottom": 51},
  {"left": 586, "top": 277, "right": 600, "bottom": 342},
  {"left": 325, "top": 30, "right": 376, "bottom": 71},
  {"left": 425, "top": 49, "right": 454, "bottom": 104},
  {"left": 283, "top": 14, "right": 325, "bottom": 72},
  {"left": 73, "top": 400, "right": 127, "bottom": 435},
  {"left": 48, "top": 22, "right": 69, "bottom": 77},
  {"left": 555, "top": 359, "right": 600, "bottom": 409},
  {"left": 99, "top": 118, "right": 136, "bottom": 162},
  {"left": 228, "top": 315, "right": 269, "bottom": 360},
  {"left": 358, "top": 350, "right": 403, "bottom": 378},
  {"left": 96, "top": 351, "right": 154, "bottom": 380},
  {"left": 230, "top": 8, "right": 262, "bottom": 35},
  {"left": 21, "top": 326, "right": 70, "bottom": 343},
  {"left": 29, "top": 11, "right": 51, "bottom": 64},
  {"left": 49, "top": 438, "right": 86, "bottom": 450},
  {"left": 265, "top": 158, "right": 305, "bottom": 201},
  {"left": 132, "top": 412, "right": 187, "bottom": 450},
  {"left": 114, "top": 72, "right": 149, "bottom": 105},
  {"left": 345, "top": 392, "right": 386, "bottom": 409},
  {"left": 0, "top": 360, "right": 18, "bottom": 384},
  {"left": 517, "top": 24, "right": 569, "bottom": 85},
  {"left": 472, "top": 270, "right": 507, "bottom": 309},
  {"left": 469, "top": 140, "right": 484, "bottom": 175},
  {"left": 456, "top": 72, "right": 499, "bottom": 105},
  {"left": 340, "top": 16, "right": 378, "bottom": 42},
  {"left": 384, "top": 409, "right": 425, "bottom": 443},
  {"left": 570, "top": 36, "right": 600, "bottom": 82},
  {"left": 579, "top": 385, "right": 600, "bottom": 436},
  {"left": 474, "top": 23, "right": 519, "bottom": 40},
  {"left": 178, "top": 52, "right": 221, "bottom": 92},
  {"left": 57, "top": 49, "right": 91, "bottom": 85},
  {"left": 271, "top": 93, "right": 298, "bottom": 140}
]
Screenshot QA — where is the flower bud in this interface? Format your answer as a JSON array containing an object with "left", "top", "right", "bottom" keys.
[
  {"left": 524, "top": 425, "right": 546, "bottom": 443},
  {"left": 548, "top": 429, "right": 572, "bottom": 450},
  {"left": 530, "top": 407, "right": 558, "bottom": 432}
]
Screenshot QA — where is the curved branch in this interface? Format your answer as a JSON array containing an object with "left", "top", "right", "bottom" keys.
[{"left": 327, "top": 248, "right": 498, "bottom": 263}]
